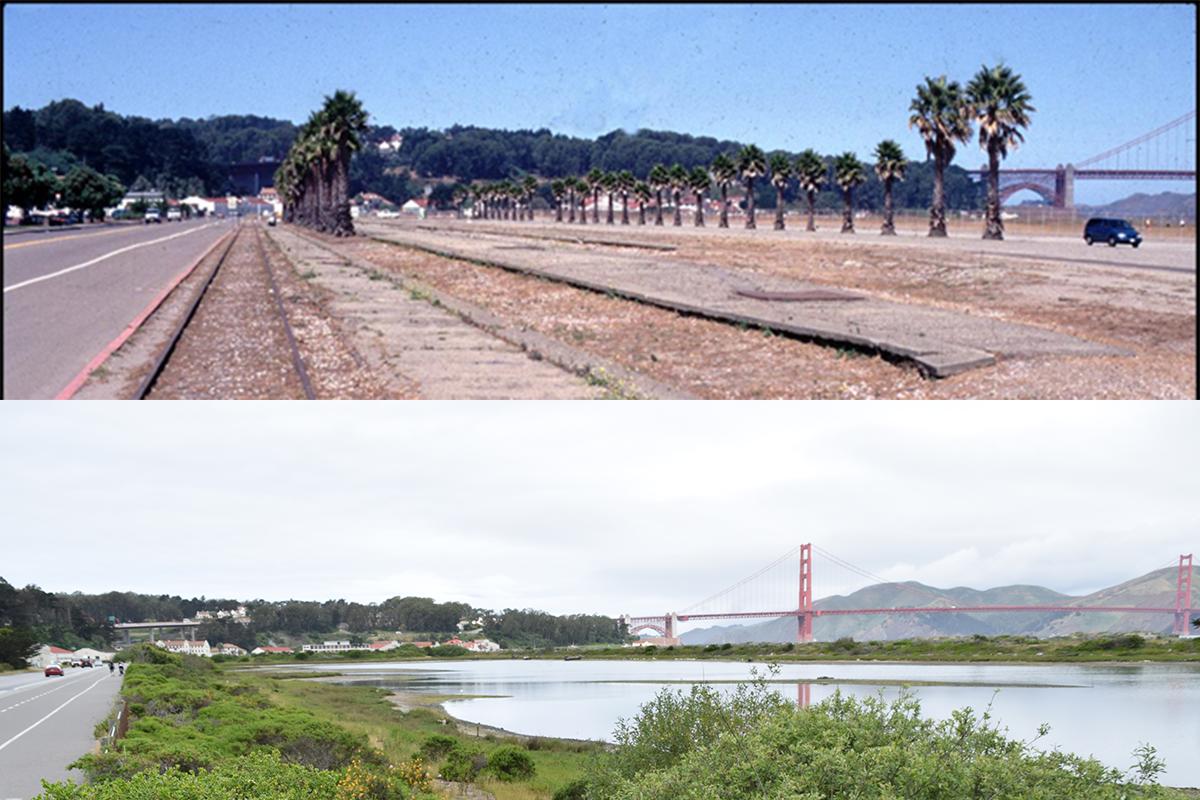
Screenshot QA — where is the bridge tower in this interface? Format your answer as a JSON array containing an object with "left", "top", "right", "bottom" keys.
[
  {"left": 1175, "top": 553, "right": 1194, "bottom": 636},
  {"left": 1053, "top": 164, "right": 1076, "bottom": 208},
  {"left": 797, "top": 543, "right": 813, "bottom": 643}
]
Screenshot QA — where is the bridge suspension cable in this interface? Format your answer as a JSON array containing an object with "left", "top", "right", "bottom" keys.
[
  {"left": 680, "top": 544, "right": 801, "bottom": 614},
  {"left": 1075, "top": 110, "right": 1196, "bottom": 168},
  {"left": 814, "top": 545, "right": 950, "bottom": 607}
]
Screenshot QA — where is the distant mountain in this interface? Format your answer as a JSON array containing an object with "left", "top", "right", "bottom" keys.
[
  {"left": 679, "top": 566, "right": 1197, "bottom": 644},
  {"left": 1077, "top": 191, "right": 1195, "bottom": 219}
]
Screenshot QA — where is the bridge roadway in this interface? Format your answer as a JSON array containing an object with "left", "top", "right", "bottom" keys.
[
  {"left": 0, "top": 667, "right": 123, "bottom": 800},
  {"left": 2, "top": 218, "right": 233, "bottom": 399}
]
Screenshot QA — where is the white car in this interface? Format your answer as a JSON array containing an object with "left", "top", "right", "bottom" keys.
[
  {"left": 166, "top": 208, "right": 182, "bottom": 222},
  {"left": 376, "top": 209, "right": 400, "bottom": 219}
]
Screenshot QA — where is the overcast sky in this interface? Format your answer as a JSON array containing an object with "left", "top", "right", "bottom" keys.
[
  {"left": 1, "top": 403, "right": 1195, "bottom": 630},
  {"left": 3, "top": 4, "right": 1195, "bottom": 205}
]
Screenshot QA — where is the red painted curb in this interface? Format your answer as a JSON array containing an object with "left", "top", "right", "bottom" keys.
[{"left": 55, "top": 228, "right": 236, "bottom": 400}]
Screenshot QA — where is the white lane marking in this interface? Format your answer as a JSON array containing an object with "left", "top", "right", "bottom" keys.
[
  {"left": 0, "top": 674, "right": 108, "bottom": 752},
  {"left": 0, "top": 668, "right": 94, "bottom": 699},
  {"left": 3, "top": 223, "right": 218, "bottom": 293},
  {"left": 0, "top": 672, "right": 105, "bottom": 712}
]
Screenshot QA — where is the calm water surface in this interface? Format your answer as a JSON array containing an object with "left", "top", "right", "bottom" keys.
[{"left": 300, "top": 659, "right": 1200, "bottom": 787}]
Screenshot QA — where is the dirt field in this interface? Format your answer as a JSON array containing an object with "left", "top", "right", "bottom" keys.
[{"left": 279, "top": 216, "right": 1195, "bottom": 399}]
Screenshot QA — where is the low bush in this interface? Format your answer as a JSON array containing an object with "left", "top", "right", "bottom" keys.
[
  {"left": 439, "top": 744, "right": 486, "bottom": 783},
  {"left": 485, "top": 745, "right": 536, "bottom": 781},
  {"left": 418, "top": 733, "right": 457, "bottom": 761}
]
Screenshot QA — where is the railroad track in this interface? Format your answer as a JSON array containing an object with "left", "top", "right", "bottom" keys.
[{"left": 137, "top": 221, "right": 316, "bottom": 400}]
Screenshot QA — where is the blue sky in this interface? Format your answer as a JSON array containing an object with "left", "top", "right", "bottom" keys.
[{"left": 4, "top": 3, "right": 1195, "bottom": 204}]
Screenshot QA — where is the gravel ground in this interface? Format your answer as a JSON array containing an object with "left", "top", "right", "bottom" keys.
[
  {"left": 344, "top": 218, "right": 1193, "bottom": 398},
  {"left": 146, "top": 225, "right": 314, "bottom": 399}
]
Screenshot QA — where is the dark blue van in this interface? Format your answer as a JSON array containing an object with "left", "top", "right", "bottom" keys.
[{"left": 1083, "top": 217, "right": 1142, "bottom": 248}]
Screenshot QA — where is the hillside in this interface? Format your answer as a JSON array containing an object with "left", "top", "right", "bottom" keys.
[
  {"left": 1078, "top": 191, "right": 1196, "bottom": 219},
  {"left": 680, "top": 565, "right": 1197, "bottom": 644}
]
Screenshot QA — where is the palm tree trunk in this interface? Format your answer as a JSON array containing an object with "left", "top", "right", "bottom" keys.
[
  {"left": 592, "top": 189, "right": 599, "bottom": 223},
  {"left": 745, "top": 178, "right": 756, "bottom": 229},
  {"left": 983, "top": 141, "right": 1003, "bottom": 240},
  {"left": 654, "top": 190, "right": 664, "bottom": 225},
  {"left": 929, "top": 145, "right": 947, "bottom": 237},
  {"left": 881, "top": 179, "right": 895, "bottom": 235},
  {"left": 638, "top": 202, "right": 646, "bottom": 225},
  {"left": 774, "top": 187, "right": 785, "bottom": 230},
  {"left": 555, "top": 198, "right": 563, "bottom": 223},
  {"left": 841, "top": 188, "right": 855, "bottom": 233},
  {"left": 672, "top": 190, "right": 682, "bottom": 226},
  {"left": 806, "top": 191, "right": 816, "bottom": 231},
  {"left": 621, "top": 193, "right": 630, "bottom": 224},
  {"left": 606, "top": 192, "right": 615, "bottom": 224},
  {"left": 719, "top": 184, "right": 729, "bottom": 228},
  {"left": 333, "top": 147, "right": 353, "bottom": 236},
  {"left": 694, "top": 192, "right": 705, "bottom": 226}
]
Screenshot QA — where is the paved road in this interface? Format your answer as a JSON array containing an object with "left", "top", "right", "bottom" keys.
[
  {"left": 0, "top": 668, "right": 123, "bottom": 800},
  {"left": 3, "top": 218, "right": 233, "bottom": 398}
]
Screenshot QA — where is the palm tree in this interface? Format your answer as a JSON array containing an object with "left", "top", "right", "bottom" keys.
[
  {"left": 711, "top": 153, "right": 737, "bottom": 229},
  {"left": 967, "top": 63, "right": 1035, "bottom": 240},
  {"left": 566, "top": 177, "right": 578, "bottom": 223},
  {"left": 522, "top": 175, "right": 538, "bottom": 221},
  {"left": 634, "top": 181, "right": 652, "bottom": 225},
  {"left": 834, "top": 152, "right": 867, "bottom": 233},
  {"left": 768, "top": 153, "right": 791, "bottom": 231},
  {"left": 668, "top": 163, "right": 688, "bottom": 226},
  {"left": 909, "top": 75, "right": 973, "bottom": 237},
  {"left": 602, "top": 171, "right": 617, "bottom": 224},
  {"left": 319, "top": 90, "right": 369, "bottom": 237},
  {"left": 617, "top": 170, "right": 635, "bottom": 224},
  {"left": 648, "top": 164, "right": 669, "bottom": 226},
  {"left": 585, "top": 167, "right": 604, "bottom": 223},
  {"left": 794, "top": 149, "right": 826, "bottom": 232},
  {"left": 688, "top": 167, "right": 710, "bottom": 227},
  {"left": 873, "top": 140, "right": 907, "bottom": 235},
  {"left": 737, "top": 145, "right": 766, "bottom": 230},
  {"left": 551, "top": 179, "right": 566, "bottom": 222}
]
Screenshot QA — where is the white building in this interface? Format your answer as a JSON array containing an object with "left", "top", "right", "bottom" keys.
[
  {"left": 73, "top": 647, "right": 116, "bottom": 663},
  {"left": 368, "top": 640, "right": 401, "bottom": 652},
  {"left": 32, "top": 645, "right": 75, "bottom": 668},
  {"left": 156, "top": 639, "right": 212, "bottom": 657},
  {"left": 461, "top": 638, "right": 501, "bottom": 653},
  {"left": 301, "top": 640, "right": 370, "bottom": 654},
  {"left": 251, "top": 645, "right": 294, "bottom": 655}
]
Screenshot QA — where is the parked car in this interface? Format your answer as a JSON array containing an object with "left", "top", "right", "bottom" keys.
[
  {"left": 166, "top": 208, "right": 182, "bottom": 222},
  {"left": 45, "top": 664, "right": 63, "bottom": 677},
  {"left": 376, "top": 209, "right": 401, "bottom": 219},
  {"left": 1084, "top": 217, "right": 1141, "bottom": 248},
  {"left": 144, "top": 208, "right": 162, "bottom": 224},
  {"left": 80, "top": 659, "right": 93, "bottom": 668}
]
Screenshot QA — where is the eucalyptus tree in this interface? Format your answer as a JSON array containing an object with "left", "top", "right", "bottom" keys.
[
  {"left": 834, "top": 152, "right": 867, "bottom": 233},
  {"left": 768, "top": 153, "right": 791, "bottom": 230},
  {"left": 586, "top": 167, "right": 604, "bottom": 223},
  {"left": 522, "top": 175, "right": 538, "bottom": 221},
  {"left": 737, "top": 144, "right": 766, "bottom": 230},
  {"left": 551, "top": 179, "right": 566, "bottom": 222},
  {"left": 966, "top": 63, "right": 1035, "bottom": 240},
  {"left": 688, "top": 167, "right": 710, "bottom": 227},
  {"left": 602, "top": 171, "right": 618, "bottom": 224},
  {"left": 794, "top": 149, "right": 827, "bottom": 232},
  {"left": 617, "top": 170, "right": 636, "bottom": 225},
  {"left": 634, "top": 181, "right": 652, "bottom": 225},
  {"left": 909, "top": 75, "right": 973, "bottom": 237},
  {"left": 320, "top": 90, "right": 369, "bottom": 236},
  {"left": 668, "top": 163, "right": 688, "bottom": 226},
  {"left": 711, "top": 153, "right": 737, "bottom": 229},
  {"left": 873, "top": 140, "right": 907, "bottom": 235},
  {"left": 648, "top": 164, "right": 669, "bottom": 226}
]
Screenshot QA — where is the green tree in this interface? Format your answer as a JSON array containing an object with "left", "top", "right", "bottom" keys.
[
  {"left": 736, "top": 145, "right": 766, "bottom": 230},
  {"left": 551, "top": 179, "right": 566, "bottom": 222},
  {"left": 909, "top": 75, "right": 973, "bottom": 237},
  {"left": 648, "top": 164, "right": 669, "bottom": 226},
  {"left": 318, "top": 90, "right": 369, "bottom": 237},
  {"left": 873, "top": 140, "right": 907, "bottom": 235},
  {"left": 61, "top": 166, "right": 126, "bottom": 221},
  {"left": 688, "top": 166, "right": 710, "bottom": 227},
  {"left": 0, "top": 626, "right": 39, "bottom": 669},
  {"left": 602, "top": 171, "right": 618, "bottom": 224},
  {"left": 667, "top": 163, "right": 688, "bottom": 226},
  {"left": 617, "top": 170, "right": 636, "bottom": 225},
  {"left": 966, "top": 63, "right": 1035, "bottom": 240},
  {"left": 522, "top": 174, "right": 538, "bottom": 221},
  {"left": 794, "top": 149, "right": 827, "bottom": 232},
  {"left": 834, "top": 152, "right": 867, "bottom": 233},
  {"left": 3, "top": 152, "right": 61, "bottom": 219},
  {"left": 768, "top": 153, "right": 791, "bottom": 230},
  {"left": 710, "top": 153, "right": 737, "bottom": 229},
  {"left": 585, "top": 167, "right": 605, "bottom": 223},
  {"left": 634, "top": 181, "right": 652, "bottom": 225}
]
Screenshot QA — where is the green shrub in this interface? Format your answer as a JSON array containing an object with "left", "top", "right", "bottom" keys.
[
  {"left": 418, "top": 734, "right": 457, "bottom": 761},
  {"left": 485, "top": 745, "right": 535, "bottom": 781},
  {"left": 439, "top": 745, "right": 486, "bottom": 783},
  {"left": 431, "top": 645, "right": 468, "bottom": 657},
  {"left": 552, "top": 778, "right": 590, "bottom": 800}
]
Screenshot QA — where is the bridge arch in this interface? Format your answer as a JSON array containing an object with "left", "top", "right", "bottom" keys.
[
  {"left": 998, "top": 181, "right": 1057, "bottom": 206},
  {"left": 627, "top": 622, "right": 668, "bottom": 637}
]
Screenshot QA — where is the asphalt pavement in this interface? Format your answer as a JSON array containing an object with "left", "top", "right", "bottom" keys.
[
  {"left": 3, "top": 218, "right": 233, "bottom": 398},
  {"left": 0, "top": 667, "right": 124, "bottom": 800}
]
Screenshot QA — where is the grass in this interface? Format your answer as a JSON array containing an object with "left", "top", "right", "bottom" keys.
[{"left": 239, "top": 671, "right": 600, "bottom": 800}]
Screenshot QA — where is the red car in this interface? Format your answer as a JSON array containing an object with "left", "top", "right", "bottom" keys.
[{"left": 44, "top": 664, "right": 63, "bottom": 677}]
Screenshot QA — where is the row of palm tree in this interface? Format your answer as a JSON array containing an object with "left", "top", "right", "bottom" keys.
[
  {"left": 458, "top": 64, "right": 1031, "bottom": 240},
  {"left": 274, "top": 90, "right": 369, "bottom": 237}
]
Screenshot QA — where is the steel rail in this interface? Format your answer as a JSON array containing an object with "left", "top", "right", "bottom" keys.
[{"left": 252, "top": 225, "right": 316, "bottom": 399}]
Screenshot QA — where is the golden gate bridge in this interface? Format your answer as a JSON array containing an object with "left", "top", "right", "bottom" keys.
[
  {"left": 622, "top": 544, "right": 1196, "bottom": 643},
  {"left": 969, "top": 110, "right": 1196, "bottom": 208}
]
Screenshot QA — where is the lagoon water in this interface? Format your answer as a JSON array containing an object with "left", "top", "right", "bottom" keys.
[{"left": 299, "top": 659, "right": 1200, "bottom": 787}]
